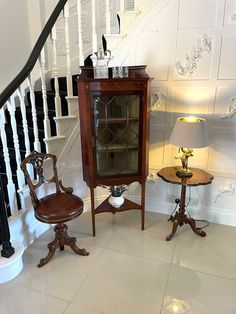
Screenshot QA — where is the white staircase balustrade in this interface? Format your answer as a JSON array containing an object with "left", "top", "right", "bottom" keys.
[
  {"left": 17, "top": 86, "right": 31, "bottom": 158},
  {"left": 0, "top": 108, "right": 18, "bottom": 216},
  {"left": 27, "top": 73, "right": 41, "bottom": 152},
  {"left": 17, "top": 86, "right": 35, "bottom": 180},
  {"left": 91, "top": 0, "right": 97, "bottom": 52},
  {"left": 39, "top": 48, "right": 51, "bottom": 141},
  {"left": 6, "top": 99, "right": 25, "bottom": 208},
  {"left": 120, "top": 0, "right": 125, "bottom": 12},
  {"left": 51, "top": 26, "right": 62, "bottom": 124},
  {"left": 106, "top": 0, "right": 111, "bottom": 35},
  {"left": 63, "top": 3, "right": 73, "bottom": 116},
  {"left": 77, "top": 0, "right": 84, "bottom": 67}
]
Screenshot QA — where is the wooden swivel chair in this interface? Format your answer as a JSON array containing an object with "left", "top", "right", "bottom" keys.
[{"left": 21, "top": 151, "right": 89, "bottom": 267}]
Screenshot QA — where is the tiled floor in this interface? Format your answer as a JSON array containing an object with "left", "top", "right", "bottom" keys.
[{"left": 1, "top": 210, "right": 236, "bottom": 314}]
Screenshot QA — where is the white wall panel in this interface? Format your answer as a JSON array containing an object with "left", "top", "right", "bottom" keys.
[
  {"left": 178, "top": 0, "right": 218, "bottom": 29},
  {"left": 143, "top": 0, "right": 176, "bottom": 31},
  {"left": 208, "top": 133, "right": 236, "bottom": 173},
  {"left": 136, "top": 34, "right": 172, "bottom": 80},
  {"left": 172, "top": 86, "right": 211, "bottom": 116},
  {"left": 149, "top": 129, "right": 165, "bottom": 168},
  {"left": 0, "top": 0, "right": 31, "bottom": 92},
  {"left": 224, "top": 0, "right": 236, "bottom": 26},
  {"left": 218, "top": 34, "right": 236, "bottom": 79}
]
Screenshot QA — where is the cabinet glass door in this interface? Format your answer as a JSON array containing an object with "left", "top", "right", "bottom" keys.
[{"left": 92, "top": 94, "right": 140, "bottom": 176}]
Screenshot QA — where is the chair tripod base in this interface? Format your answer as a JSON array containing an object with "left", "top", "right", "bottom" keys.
[{"left": 37, "top": 223, "right": 89, "bottom": 268}]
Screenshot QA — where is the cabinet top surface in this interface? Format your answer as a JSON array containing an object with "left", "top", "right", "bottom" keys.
[
  {"left": 77, "top": 65, "right": 150, "bottom": 81},
  {"left": 157, "top": 167, "right": 214, "bottom": 186}
]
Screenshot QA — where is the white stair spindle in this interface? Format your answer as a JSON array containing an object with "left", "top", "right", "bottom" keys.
[
  {"left": 17, "top": 86, "right": 31, "bottom": 157},
  {"left": 51, "top": 26, "right": 62, "bottom": 122},
  {"left": 0, "top": 108, "right": 18, "bottom": 216},
  {"left": 91, "top": 0, "right": 97, "bottom": 52},
  {"left": 39, "top": 48, "right": 51, "bottom": 140},
  {"left": 7, "top": 99, "right": 25, "bottom": 207},
  {"left": 27, "top": 73, "right": 41, "bottom": 152},
  {"left": 63, "top": 3, "right": 73, "bottom": 116},
  {"left": 77, "top": 0, "right": 84, "bottom": 66},
  {"left": 120, "top": 0, "right": 125, "bottom": 12},
  {"left": 106, "top": 0, "right": 111, "bottom": 35}
]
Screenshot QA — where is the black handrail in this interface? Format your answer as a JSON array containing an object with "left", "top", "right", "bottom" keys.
[{"left": 0, "top": 0, "right": 68, "bottom": 108}]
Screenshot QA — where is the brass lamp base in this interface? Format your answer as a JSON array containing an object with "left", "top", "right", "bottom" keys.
[
  {"left": 176, "top": 169, "right": 193, "bottom": 178},
  {"left": 175, "top": 147, "right": 194, "bottom": 178}
]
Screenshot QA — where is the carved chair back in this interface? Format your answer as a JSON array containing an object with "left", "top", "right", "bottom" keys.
[{"left": 21, "top": 151, "right": 64, "bottom": 209}]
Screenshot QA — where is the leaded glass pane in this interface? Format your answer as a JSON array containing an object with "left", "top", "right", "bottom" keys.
[{"left": 93, "top": 94, "right": 140, "bottom": 176}]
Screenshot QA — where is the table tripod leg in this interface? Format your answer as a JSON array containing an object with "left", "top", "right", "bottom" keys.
[
  {"left": 186, "top": 217, "right": 206, "bottom": 237},
  {"left": 166, "top": 219, "right": 179, "bottom": 241}
]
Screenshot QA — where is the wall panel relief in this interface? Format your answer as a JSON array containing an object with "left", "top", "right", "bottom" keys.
[
  {"left": 150, "top": 85, "right": 167, "bottom": 124},
  {"left": 175, "top": 35, "right": 212, "bottom": 77},
  {"left": 215, "top": 183, "right": 235, "bottom": 203},
  {"left": 175, "top": 35, "right": 213, "bottom": 80},
  {"left": 214, "top": 87, "right": 236, "bottom": 128}
]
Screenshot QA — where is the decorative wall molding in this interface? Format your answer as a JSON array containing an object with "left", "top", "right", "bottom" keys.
[
  {"left": 176, "top": 34, "right": 212, "bottom": 77},
  {"left": 214, "top": 183, "right": 235, "bottom": 203},
  {"left": 147, "top": 172, "right": 157, "bottom": 183},
  {"left": 231, "top": 13, "right": 236, "bottom": 22},
  {"left": 150, "top": 89, "right": 166, "bottom": 115},
  {"left": 221, "top": 97, "right": 236, "bottom": 119}
]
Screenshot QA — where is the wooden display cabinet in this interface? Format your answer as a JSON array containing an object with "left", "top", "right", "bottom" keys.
[{"left": 77, "top": 66, "right": 150, "bottom": 236}]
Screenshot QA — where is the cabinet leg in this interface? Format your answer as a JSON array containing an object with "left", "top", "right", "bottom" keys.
[
  {"left": 92, "top": 212, "right": 96, "bottom": 237},
  {"left": 141, "top": 182, "right": 145, "bottom": 230},
  {"left": 90, "top": 187, "right": 96, "bottom": 236}
]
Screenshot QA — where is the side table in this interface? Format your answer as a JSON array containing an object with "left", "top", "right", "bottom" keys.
[{"left": 157, "top": 166, "right": 214, "bottom": 241}]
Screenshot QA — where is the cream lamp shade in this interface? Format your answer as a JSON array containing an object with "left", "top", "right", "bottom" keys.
[
  {"left": 170, "top": 116, "right": 209, "bottom": 177},
  {"left": 170, "top": 116, "right": 209, "bottom": 148}
]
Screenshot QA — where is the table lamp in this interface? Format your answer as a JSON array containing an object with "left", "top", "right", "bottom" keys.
[{"left": 170, "top": 116, "right": 209, "bottom": 177}]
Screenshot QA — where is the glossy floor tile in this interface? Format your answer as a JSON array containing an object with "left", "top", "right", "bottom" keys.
[
  {"left": 162, "top": 265, "right": 236, "bottom": 314},
  {"left": 72, "top": 249, "right": 170, "bottom": 314},
  {"left": 1, "top": 211, "right": 236, "bottom": 314}
]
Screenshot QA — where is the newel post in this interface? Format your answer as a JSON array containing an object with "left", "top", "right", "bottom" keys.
[{"left": 0, "top": 171, "right": 15, "bottom": 258}]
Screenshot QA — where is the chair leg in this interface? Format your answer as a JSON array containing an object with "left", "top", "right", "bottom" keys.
[
  {"left": 37, "top": 238, "right": 59, "bottom": 268},
  {"left": 64, "top": 235, "right": 89, "bottom": 256},
  {"left": 61, "top": 223, "right": 89, "bottom": 256},
  {"left": 37, "top": 223, "right": 89, "bottom": 268}
]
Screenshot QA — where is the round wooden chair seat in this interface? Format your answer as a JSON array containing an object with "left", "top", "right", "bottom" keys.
[{"left": 36, "top": 193, "right": 83, "bottom": 224}]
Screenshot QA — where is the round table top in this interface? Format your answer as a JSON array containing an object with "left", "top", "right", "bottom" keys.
[{"left": 157, "top": 166, "right": 214, "bottom": 187}]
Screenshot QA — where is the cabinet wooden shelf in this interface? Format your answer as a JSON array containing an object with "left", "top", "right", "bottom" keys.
[
  {"left": 77, "top": 65, "right": 150, "bottom": 236},
  {"left": 97, "top": 144, "right": 138, "bottom": 153},
  {"left": 95, "top": 197, "right": 141, "bottom": 215},
  {"left": 97, "top": 117, "right": 139, "bottom": 123}
]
